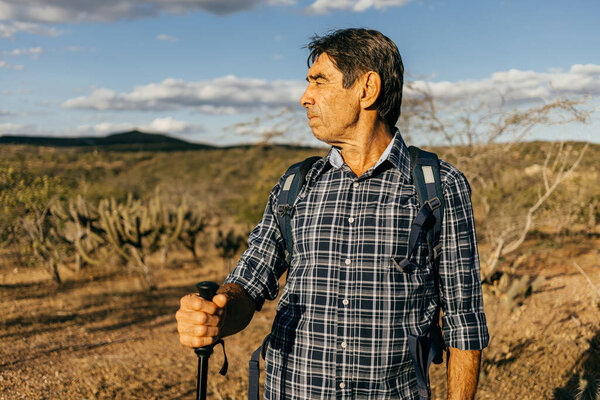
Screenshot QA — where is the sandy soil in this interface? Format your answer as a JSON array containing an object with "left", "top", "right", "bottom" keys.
[{"left": 1, "top": 234, "right": 599, "bottom": 399}]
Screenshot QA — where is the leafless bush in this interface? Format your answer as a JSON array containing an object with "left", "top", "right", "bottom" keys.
[
  {"left": 402, "top": 82, "right": 594, "bottom": 284},
  {"left": 481, "top": 141, "right": 589, "bottom": 280}
]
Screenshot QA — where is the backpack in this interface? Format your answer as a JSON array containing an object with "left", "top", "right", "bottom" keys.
[{"left": 248, "top": 146, "right": 446, "bottom": 400}]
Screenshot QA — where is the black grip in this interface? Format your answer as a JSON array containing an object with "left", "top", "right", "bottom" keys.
[{"left": 196, "top": 281, "right": 219, "bottom": 301}]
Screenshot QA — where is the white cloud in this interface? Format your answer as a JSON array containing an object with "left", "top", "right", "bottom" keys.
[
  {"left": 76, "top": 122, "right": 135, "bottom": 135},
  {"left": 267, "top": 0, "right": 296, "bottom": 5},
  {"left": 406, "top": 64, "right": 600, "bottom": 108},
  {"left": 145, "top": 117, "right": 191, "bottom": 132},
  {"left": 0, "top": 122, "right": 35, "bottom": 134},
  {"left": 156, "top": 33, "right": 178, "bottom": 42},
  {"left": 0, "top": 60, "right": 25, "bottom": 70},
  {"left": 75, "top": 123, "right": 130, "bottom": 135},
  {"left": 305, "top": 0, "right": 415, "bottom": 14},
  {"left": 63, "top": 65, "right": 600, "bottom": 115},
  {"left": 62, "top": 76, "right": 306, "bottom": 113},
  {"left": 76, "top": 117, "right": 201, "bottom": 135},
  {"left": 0, "top": 20, "right": 61, "bottom": 38},
  {"left": 0, "top": 0, "right": 268, "bottom": 23},
  {"left": 197, "top": 105, "right": 239, "bottom": 114},
  {"left": 0, "top": 0, "right": 418, "bottom": 37},
  {"left": 0, "top": 109, "right": 15, "bottom": 116},
  {"left": 3, "top": 46, "right": 43, "bottom": 58}
]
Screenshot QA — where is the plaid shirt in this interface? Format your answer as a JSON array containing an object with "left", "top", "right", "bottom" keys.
[{"left": 226, "top": 130, "right": 489, "bottom": 399}]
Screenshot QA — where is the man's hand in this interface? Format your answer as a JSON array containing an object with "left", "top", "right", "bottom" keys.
[
  {"left": 176, "top": 293, "right": 228, "bottom": 348},
  {"left": 447, "top": 347, "right": 481, "bottom": 400}
]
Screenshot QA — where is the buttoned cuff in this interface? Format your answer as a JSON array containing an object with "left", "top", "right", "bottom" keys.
[{"left": 442, "top": 311, "right": 489, "bottom": 350}]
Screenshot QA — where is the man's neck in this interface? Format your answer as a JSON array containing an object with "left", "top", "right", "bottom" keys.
[{"left": 338, "top": 120, "right": 394, "bottom": 178}]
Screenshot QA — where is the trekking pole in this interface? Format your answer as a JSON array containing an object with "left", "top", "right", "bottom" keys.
[{"left": 194, "top": 281, "right": 220, "bottom": 400}]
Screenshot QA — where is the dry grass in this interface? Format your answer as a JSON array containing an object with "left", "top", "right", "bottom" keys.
[{"left": 0, "top": 232, "right": 599, "bottom": 399}]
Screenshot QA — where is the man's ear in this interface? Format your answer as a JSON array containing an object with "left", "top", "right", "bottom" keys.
[{"left": 360, "top": 71, "right": 381, "bottom": 109}]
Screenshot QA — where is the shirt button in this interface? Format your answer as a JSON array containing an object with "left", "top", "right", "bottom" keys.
[
  {"left": 339, "top": 382, "right": 346, "bottom": 389},
  {"left": 344, "top": 258, "right": 351, "bottom": 265},
  {"left": 352, "top": 182, "right": 359, "bottom": 188},
  {"left": 341, "top": 341, "right": 347, "bottom": 349},
  {"left": 348, "top": 217, "right": 354, "bottom": 223},
  {"left": 342, "top": 299, "right": 349, "bottom": 306}
]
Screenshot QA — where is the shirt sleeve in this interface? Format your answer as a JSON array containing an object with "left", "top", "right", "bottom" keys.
[
  {"left": 224, "top": 178, "right": 288, "bottom": 311},
  {"left": 438, "top": 163, "right": 489, "bottom": 350}
]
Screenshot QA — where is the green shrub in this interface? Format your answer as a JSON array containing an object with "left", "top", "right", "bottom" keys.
[{"left": 0, "top": 167, "right": 67, "bottom": 244}]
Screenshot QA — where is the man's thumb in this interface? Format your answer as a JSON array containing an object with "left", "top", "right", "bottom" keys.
[{"left": 212, "top": 293, "right": 228, "bottom": 309}]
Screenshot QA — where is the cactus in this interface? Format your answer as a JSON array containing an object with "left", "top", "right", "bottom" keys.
[
  {"left": 19, "top": 207, "right": 64, "bottom": 284},
  {"left": 50, "top": 195, "right": 104, "bottom": 270},
  {"left": 96, "top": 197, "right": 155, "bottom": 287},
  {"left": 215, "top": 228, "right": 246, "bottom": 271},
  {"left": 21, "top": 192, "right": 210, "bottom": 287},
  {"left": 93, "top": 193, "right": 206, "bottom": 287},
  {"left": 179, "top": 207, "right": 207, "bottom": 260}
]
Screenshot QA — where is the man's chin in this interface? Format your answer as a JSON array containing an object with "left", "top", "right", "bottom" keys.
[
  {"left": 311, "top": 130, "right": 335, "bottom": 146},
  {"left": 310, "top": 128, "right": 327, "bottom": 143}
]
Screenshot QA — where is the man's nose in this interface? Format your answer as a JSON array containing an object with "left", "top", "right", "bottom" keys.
[{"left": 300, "top": 86, "right": 314, "bottom": 108}]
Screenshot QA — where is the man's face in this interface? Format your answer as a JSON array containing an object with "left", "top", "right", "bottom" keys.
[{"left": 300, "top": 53, "right": 361, "bottom": 145}]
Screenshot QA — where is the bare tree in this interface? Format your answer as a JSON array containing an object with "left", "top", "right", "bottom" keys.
[
  {"left": 400, "top": 82, "right": 593, "bottom": 283},
  {"left": 482, "top": 141, "right": 589, "bottom": 280}
]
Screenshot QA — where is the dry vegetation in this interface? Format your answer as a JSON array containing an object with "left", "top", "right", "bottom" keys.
[{"left": 1, "top": 135, "right": 599, "bottom": 399}]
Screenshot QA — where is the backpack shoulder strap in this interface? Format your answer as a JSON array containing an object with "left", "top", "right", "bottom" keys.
[
  {"left": 405, "top": 146, "right": 447, "bottom": 399},
  {"left": 397, "top": 146, "right": 444, "bottom": 271},
  {"left": 407, "top": 145, "right": 444, "bottom": 263},
  {"left": 276, "top": 156, "right": 321, "bottom": 263}
]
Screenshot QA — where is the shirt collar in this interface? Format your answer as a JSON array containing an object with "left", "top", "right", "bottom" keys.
[{"left": 324, "top": 128, "right": 411, "bottom": 181}]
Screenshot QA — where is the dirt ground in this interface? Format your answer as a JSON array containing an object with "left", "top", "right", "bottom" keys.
[{"left": 1, "top": 234, "right": 599, "bottom": 400}]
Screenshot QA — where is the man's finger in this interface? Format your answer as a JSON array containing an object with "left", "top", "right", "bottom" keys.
[
  {"left": 180, "top": 334, "right": 219, "bottom": 348},
  {"left": 177, "top": 324, "right": 220, "bottom": 337},
  {"left": 212, "top": 294, "right": 228, "bottom": 309},
  {"left": 176, "top": 310, "right": 221, "bottom": 326},
  {"left": 180, "top": 294, "right": 219, "bottom": 314}
]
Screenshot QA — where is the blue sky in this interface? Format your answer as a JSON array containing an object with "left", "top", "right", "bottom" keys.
[{"left": 1, "top": 0, "right": 599, "bottom": 146}]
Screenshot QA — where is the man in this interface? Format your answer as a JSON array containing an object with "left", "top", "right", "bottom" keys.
[{"left": 176, "top": 28, "right": 489, "bottom": 399}]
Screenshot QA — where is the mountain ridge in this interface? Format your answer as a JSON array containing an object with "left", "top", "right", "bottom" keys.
[
  {"left": 0, "top": 129, "right": 324, "bottom": 151},
  {"left": 0, "top": 130, "right": 216, "bottom": 150}
]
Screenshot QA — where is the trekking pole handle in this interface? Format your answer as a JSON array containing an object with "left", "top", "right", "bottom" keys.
[
  {"left": 194, "top": 282, "right": 219, "bottom": 353},
  {"left": 196, "top": 281, "right": 219, "bottom": 302},
  {"left": 194, "top": 281, "right": 220, "bottom": 400}
]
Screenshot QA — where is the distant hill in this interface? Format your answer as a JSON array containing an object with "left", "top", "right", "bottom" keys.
[
  {"left": 0, "top": 130, "right": 326, "bottom": 152},
  {"left": 0, "top": 130, "right": 325, "bottom": 152},
  {"left": 0, "top": 130, "right": 216, "bottom": 151}
]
